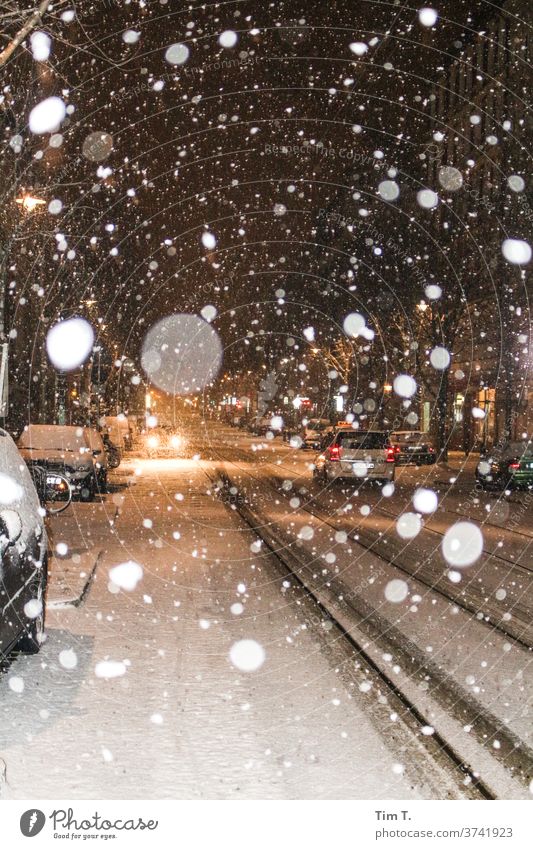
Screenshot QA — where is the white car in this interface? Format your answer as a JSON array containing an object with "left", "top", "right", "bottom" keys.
[
  {"left": 314, "top": 429, "right": 396, "bottom": 484},
  {"left": 18, "top": 424, "right": 106, "bottom": 502},
  {"left": 0, "top": 428, "right": 48, "bottom": 656},
  {"left": 301, "top": 418, "right": 331, "bottom": 449}
]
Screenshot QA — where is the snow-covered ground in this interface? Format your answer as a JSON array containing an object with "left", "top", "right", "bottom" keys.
[
  {"left": 208, "top": 422, "right": 533, "bottom": 798},
  {"left": 0, "top": 454, "right": 458, "bottom": 800},
  {"left": 1, "top": 417, "right": 531, "bottom": 799}
]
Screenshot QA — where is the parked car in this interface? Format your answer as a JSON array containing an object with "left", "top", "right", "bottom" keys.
[
  {"left": 301, "top": 418, "right": 331, "bottom": 450},
  {"left": 228, "top": 414, "right": 248, "bottom": 429},
  {"left": 0, "top": 428, "right": 69, "bottom": 658},
  {"left": 476, "top": 439, "right": 533, "bottom": 490},
  {"left": 248, "top": 416, "right": 272, "bottom": 436},
  {"left": 84, "top": 427, "right": 108, "bottom": 491},
  {"left": 390, "top": 431, "right": 437, "bottom": 465},
  {"left": 313, "top": 429, "right": 396, "bottom": 484},
  {"left": 103, "top": 415, "right": 132, "bottom": 450},
  {"left": 102, "top": 433, "right": 121, "bottom": 469},
  {"left": 18, "top": 424, "right": 105, "bottom": 501}
]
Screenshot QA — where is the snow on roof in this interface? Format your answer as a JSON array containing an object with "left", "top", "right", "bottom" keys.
[{"left": 18, "top": 424, "right": 89, "bottom": 452}]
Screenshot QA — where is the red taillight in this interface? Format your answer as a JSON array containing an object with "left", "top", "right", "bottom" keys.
[
  {"left": 328, "top": 445, "right": 342, "bottom": 461},
  {"left": 508, "top": 462, "right": 520, "bottom": 470},
  {"left": 394, "top": 445, "right": 401, "bottom": 454},
  {"left": 386, "top": 447, "right": 396, "bottom": 463}
]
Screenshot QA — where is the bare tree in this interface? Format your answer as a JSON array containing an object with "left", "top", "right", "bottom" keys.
[
  {"left": 314, "top": 338, "right": 356, "bottom": 387},
  {"left": 0, "top": 0, "right": 54, "bottom": 67}
]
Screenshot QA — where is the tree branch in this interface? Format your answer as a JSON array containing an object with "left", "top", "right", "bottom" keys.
[{"left": 0, "top": 0, "right": 49, "bottom": 68}]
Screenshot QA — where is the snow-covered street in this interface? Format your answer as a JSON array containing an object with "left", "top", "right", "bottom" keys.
[
  {"left": 0, "top": 452, "right": 444, "bottom": 799},
  {"left": 1, "top": 416, "right": 531, "bottom": 800},
  {"left": 0, "top": 2, "right": 532, "bottom": 818}
]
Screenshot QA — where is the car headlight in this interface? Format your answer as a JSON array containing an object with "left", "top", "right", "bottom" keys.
[{"left": 147, "top": 435, "right": 159, "bottom": 449}]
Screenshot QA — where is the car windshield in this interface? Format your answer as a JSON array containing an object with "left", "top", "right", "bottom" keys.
[
  {"left": 18, "top": 425, "right": 87, "bottom": 452},
  {"left": 393, "top": 432, "right": 426, "bottom": 444},
  {"left": 337, "top": 431, "right": 389, "bottom": 449}
]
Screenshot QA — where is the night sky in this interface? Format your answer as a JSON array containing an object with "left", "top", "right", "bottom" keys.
[{"left": 2, "top": 0, "right": 528, "bottom": 402}]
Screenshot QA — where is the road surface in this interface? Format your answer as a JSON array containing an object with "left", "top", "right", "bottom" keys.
[{"left": 1, "top": 417, "right": 531, "bottom": 799}]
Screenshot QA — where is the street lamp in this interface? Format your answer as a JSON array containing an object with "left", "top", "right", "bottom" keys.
[{"left": 15, "top": 194, "right": 46, "bottom": 212}]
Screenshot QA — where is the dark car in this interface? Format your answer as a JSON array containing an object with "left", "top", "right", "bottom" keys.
[
  {"left": 103, "top": 433, "right": 121, "bottom": 469},
  {"left": 390, "top": 431, "right": 437, "bottom": 465},
  {"left": 476, "top": 440, "right": 533, "bottom": 490},
  {"left": 0, "top": 429, "right": 53, "bottom": 657}
]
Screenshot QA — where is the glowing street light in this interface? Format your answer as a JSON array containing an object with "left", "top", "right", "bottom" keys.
[{"left": 15, "top": 194, "right": 45, "bottom": 212}]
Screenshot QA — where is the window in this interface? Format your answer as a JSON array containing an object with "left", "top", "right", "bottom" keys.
[
  {"left": 336, "top": 431, "right": 389, "bottom": 449},
  {"left": 393, "top": 432, "right": 424, "bottom": 445}
]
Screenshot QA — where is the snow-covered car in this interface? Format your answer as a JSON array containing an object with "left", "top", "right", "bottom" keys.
[
  {"left": 18, "top": 424, "right": 105, "bottom": 502},
  {"left": 313, "top": 429, "right": 396, "bottom": 484},
  {"left": 476, "top": 439, "right": 533, "bottom": 490},
  {"left": 300, "top": 418, "right": 331, "bottom": 449},
  {"left": 0, "top": 428, "right": 49, "bottom": 657},
  {"left": 248, "top": 416, "right": 272, "bottom": 436},
  {"left": 390, "top": 431, "right": 436, "bottom": 465}
]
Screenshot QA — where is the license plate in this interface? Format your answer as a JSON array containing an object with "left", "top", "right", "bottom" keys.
[{"left": 354, "top": 462, "right": 374, "bottom": 469}]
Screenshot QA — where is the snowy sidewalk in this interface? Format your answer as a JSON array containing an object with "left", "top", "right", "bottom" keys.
[
  {"left": 45, "top": 492, "right": 121, "bottom": 608},
  {"left": 47, "top": 547, "right": 102, "bottom": 608}
]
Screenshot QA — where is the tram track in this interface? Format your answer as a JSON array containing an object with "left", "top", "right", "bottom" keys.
[
  {"left": 208, "top": 464, "right": 533, "bottom": 800},
  {"left": 219, "top": 451, "right": 533, "bottom": 650}
]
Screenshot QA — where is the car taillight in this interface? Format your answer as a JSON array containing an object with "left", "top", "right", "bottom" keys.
[
  {"left": 386, "top": 447, "right": 396, "bottom": 463},
  {"left": 328, "top": 445, "right": 342, "bottom": 461},
  {"left": 508, "top": 461, "right": 520, "bottom": 470}
]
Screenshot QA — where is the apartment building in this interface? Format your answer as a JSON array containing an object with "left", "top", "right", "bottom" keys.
[{"left": 422, "top": 0, "right": 532, "bottom": 449}]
